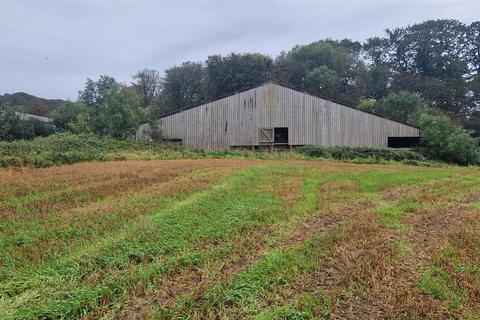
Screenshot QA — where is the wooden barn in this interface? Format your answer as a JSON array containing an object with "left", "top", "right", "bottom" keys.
[{"left": 136, "top": 83, "right": 420, "bottom": 150}]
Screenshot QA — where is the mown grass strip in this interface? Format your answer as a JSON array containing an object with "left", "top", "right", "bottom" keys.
[
  {"left": 0, "top": 166, "right": 238, "bottom": 280},
  {"left": 212, "top": 172, "right": 467, "bottom": 319},
  {"left": 96, "top": 166, "right": 344, "bottom": 318},
  {"left": 0, "top": 166, "right": 288, "bottom": 319},
  {"left": 0, "top": 162, "right": 471, "bottom": 319},
  {"left": 417, "top": 196, "right": 480, "bottom": 317},
  {"left": 157, "top": 171, "right": 455, "bottom": 319},
  {"left": 163, "top": 227, "right": 342, "bottom": 319}
]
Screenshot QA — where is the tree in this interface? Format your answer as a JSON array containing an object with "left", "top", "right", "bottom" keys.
[
  {"left": 205, "top": 53, "right": 272, "bottom": 99},
  {"left": 78, "top": 75, "right": 121, "bottom": 134},
  {"left": 132, "top": 69, "right": 160, "bottom": 107},
  {"left": 305, "top": 66, "right": 341, "bottom": 98},
  {"left": 463, "top": 110, "right": 480, "bottom": 138},
  {"left": 357, "top": 98, "right": 377, "bottom": 111},
  {"left": 271, "top": 52, "right": 307, "bottom": 88},
  {"left": 387, "top": 20, "right": 470, "bottom": 79},
  {"left": 377, "top": 91, "right": 427, "bottom": 125},
  {"left": 365, "top": 65, "right": 391, "bottom": 99},
  {"left": 0, "top": 103, "right": 56, "bottom": 140},
  {"left": 31, "top": 119, "right": 55, "bottom": 137},
  {"left": 68, "top": 113, "right": 93, "bottom": 134},
  {"left": 10, "top": 119, "right": 35, "bottom": 139},
  {"left": 419, "top": 113, "right": 479, "bottom": 165},
  {"left": 0, "top": 104, "right": 12, "bottom": 141},
  {"left": 49, "top": 101, "right": 89, "bottom": 130},
  {"left": 287, "top": 41, "right": 350, "bottom": 76},
  {"left": 0, "top": 105, "right": 33, "bottom": 140},
  {"left": 326, "top": 38, "right": 363, "bottom": 62},
  {"left": 158, "top": 61, "right": 206, "bottom": 113},
  {"left": 363, "top": 37, "right": 391, "bottom": 66},
  {"left": 362, "top": 20, "right": 476, "bottom": 119},
  {"left": 285, "top": 40, "right": 364, "bottom": 104},
  {"left": 100, "top": 86, "right": 142, "bottom": 139},
  {"left": 146, "top": 121, "right": 164, "bottom": 143},
  {"left": 79, "top": 75, "right": 119, "bottom": 108},
  {"left": 390, "top": 71, "right": 472, "bottom": 117},
  {"left": 467, "top": 21, "right": 480, "bottom": 74}
]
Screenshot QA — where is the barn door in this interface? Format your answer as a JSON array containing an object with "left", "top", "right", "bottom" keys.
[{"left": 259, "top": 128, "right": 274, "bottom": 143}]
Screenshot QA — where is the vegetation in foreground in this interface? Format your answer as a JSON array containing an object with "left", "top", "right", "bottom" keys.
[
  {"left": 0, "top": 159, "right": 479, "bottom": 319},
  {"left": 0, "top": 132, "right": 464, "bottom": 169}
]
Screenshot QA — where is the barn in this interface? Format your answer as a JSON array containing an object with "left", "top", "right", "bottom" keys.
[{"left": 136, "top": 82, "right": 420, "bottom": 151}]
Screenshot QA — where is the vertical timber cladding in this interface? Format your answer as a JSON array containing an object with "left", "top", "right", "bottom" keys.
[{"left": 153, "top": 83, "right": 420, "bottom": 150}]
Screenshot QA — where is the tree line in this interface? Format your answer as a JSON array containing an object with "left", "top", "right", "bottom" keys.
[{"left": 0, "top": 19, "right": 478, "bottom": 164}]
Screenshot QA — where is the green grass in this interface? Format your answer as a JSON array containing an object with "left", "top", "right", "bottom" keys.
[
  {"left": 255, "top": 292, "right": 332, "bottom": 320},
  {"left": 419, "top": 267, "right": 466, "bottom": 310},
  {"left": 1, "top": 167, "right": 279, "bottom": 317},
  {"left": 0, "top": 133, "right": 303, "bottom": 168},
  {"left": 0, "top": 159, "right": 479, "bottom": 319},
  {"left": 165, "top": 229, "right": 340, "bottom": 319},
  {"left": 0, "top": 132, "right": 447, "bottom": 168}
]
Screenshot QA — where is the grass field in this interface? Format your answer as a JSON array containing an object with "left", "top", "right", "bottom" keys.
[{"left": 0, "top": 159, "right": 479, "bottom": 319}]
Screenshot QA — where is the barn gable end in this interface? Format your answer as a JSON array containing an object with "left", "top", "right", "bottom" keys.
[{"left": 137, "top": 83, "right": 419, "bottom": 150}]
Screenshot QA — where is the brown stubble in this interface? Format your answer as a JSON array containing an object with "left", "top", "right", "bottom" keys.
[
  {"left": 0, "top": 159, "right": 256, "bottom": 221},
  {"left": 111, "top": 164, "right": 397, "bottom": 319},
  {"left": 99, "top": 166, "right": 310, "bottom": 320},
  {"left": 325, "top": 178, "right": 480, "bottom": 319},
  {"left": 110, "top": 163, "right": 464, "bottom": 320},
  {"left": 0, "top": 159, "right": 256, "bottom": 269}
]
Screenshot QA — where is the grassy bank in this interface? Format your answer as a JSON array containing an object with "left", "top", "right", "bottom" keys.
[{"left": 0, "top": 133, "right": 445, "bottom": 168}]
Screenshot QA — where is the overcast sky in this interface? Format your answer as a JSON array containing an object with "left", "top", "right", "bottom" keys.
[{"left": 1, "top": 0, "right": 479, "bottom": 100}]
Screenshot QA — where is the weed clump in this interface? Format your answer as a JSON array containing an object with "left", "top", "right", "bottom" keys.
[{"left": 296, "top": 145, "right": 426, "bottom": 162}]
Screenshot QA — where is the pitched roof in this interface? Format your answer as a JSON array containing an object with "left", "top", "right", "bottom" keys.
[{"left": 158, "top": 82, "right": 419, "bottom": 129}]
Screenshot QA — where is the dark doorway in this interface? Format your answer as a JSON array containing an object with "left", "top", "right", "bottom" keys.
[
  {"left": 388, "top": 136, "right": 420, "bottom": 148},
  {"left": 274, "top": 127, "right": 289, "bottom": 144}
]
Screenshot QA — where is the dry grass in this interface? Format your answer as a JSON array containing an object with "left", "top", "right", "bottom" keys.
[{"left": 0, "top": 159, "right": 479, "bottom": 320}]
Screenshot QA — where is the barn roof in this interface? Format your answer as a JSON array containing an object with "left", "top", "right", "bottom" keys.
[{"left": 157, "top": 82, "right": 419, "bottom": 129}]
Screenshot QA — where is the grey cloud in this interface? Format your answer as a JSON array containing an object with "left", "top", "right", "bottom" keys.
[{"left": 0, "top": 0, "right": 479, "bottom": 99}]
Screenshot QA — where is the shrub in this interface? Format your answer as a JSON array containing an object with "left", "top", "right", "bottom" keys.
[
  {"left": 0, "top": 156, "right": 23, "bottom": 167},
  {"left": 418, "top": 114, "right": 479, "bottom": 165},
  {"left": 295, "top": 145, "right": 331, "bottom": 158},
  {"left": 377, "top": 91, "right": 427, "bottom": 125},
  {"left": 0, "top": 133, "right": 143, "bottom": 168},
  {"left": 296, "top": 145, "right": 426, "bottom": 162}
]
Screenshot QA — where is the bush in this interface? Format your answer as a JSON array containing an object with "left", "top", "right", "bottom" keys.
[
  {"left": 295, "top": 145, "right": 331, "bottom": 158},
  {"left": 296, "top": 145, "right": 426, "bottom": 162},
  {"left": 418, "top": 114, "right": 479, "bottom": 165},
  {"left": 0, "top": 156, "right": 23, "bottom": 167},
  {"left": 0, "top": 133, "right": 156, "bottom": 168},
  {"left": 377, "top": 91, "right": 427, "bottom": 125},
  {"left": 1, "top": 131, "right": 469, "bottom": 169}
]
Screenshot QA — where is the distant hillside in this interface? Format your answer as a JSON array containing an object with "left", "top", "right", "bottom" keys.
[{"left": 0, "top": 92, "right": 65, "bottom": 116}]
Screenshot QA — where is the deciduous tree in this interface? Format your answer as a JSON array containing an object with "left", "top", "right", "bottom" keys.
[{"left": 132, "top": 69, "right": 160, "bottom": 107}]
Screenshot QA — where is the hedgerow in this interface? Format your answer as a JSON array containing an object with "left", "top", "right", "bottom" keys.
[
  {"left": 0, "top": 132, "right": 452, "bottom": 168},
  {"left": 296, "top": 145, "right": 426, "bottom": 162}
]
